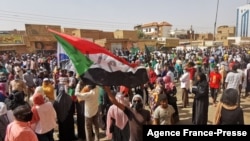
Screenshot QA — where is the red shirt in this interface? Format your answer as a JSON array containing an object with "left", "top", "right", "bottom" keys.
[
  {"left": 209, "top": 71, "right": 222, "bottom": 88},
  {"left": 148, "top": 69, "right": 157, "bottom": 84},
  {"left": 187, "top": 67, "right": 196, "bottom": 80}
]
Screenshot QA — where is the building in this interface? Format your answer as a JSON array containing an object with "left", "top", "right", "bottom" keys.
[
  {"left": 0, "top": 30, "right": 26, "bottom": 54},
  {"left": 72, "top": 29, "right": 114, "bottom": 41},
  {"left": 195, "top": 33, "right": 213, "bottom": 41},
  {"left": 170, "top": 29, "right": 188, "bottom": 39},
  {"left": 136, "top": 39, "right": 157, "bottom": 51},
  {"left": 62, "top": 28, "right": 77, "bottom": 35},
  {"left": 140, "top": 21, "right": 172, "bottom": 39},
  {"left": 215, "top": 25, "right": 235, "bottom": 46},
  {"left": 95, "top": 38, "right": 133, "bottom": 53},
  {"left": 236, "top": 4, "right": 250, "bottom": 37},
  {"left": 113, "top": 30, "right": 138, "bottom": 41},
  {"left": 25, "top": 24, "right": 61, "bottom": 54}
]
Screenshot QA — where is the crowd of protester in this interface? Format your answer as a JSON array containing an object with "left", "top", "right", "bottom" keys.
[{"left": 0, "top": 46, "right": 247, "bottom": 141}]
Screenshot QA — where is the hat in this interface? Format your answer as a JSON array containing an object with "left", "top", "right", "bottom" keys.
[{"left": 43, "top": 78, "right": 49, "bottom": 81}]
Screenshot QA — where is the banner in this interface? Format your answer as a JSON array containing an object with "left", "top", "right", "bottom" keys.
[{"left": 0, "top": 34, "right": 23, "bottom": 44}]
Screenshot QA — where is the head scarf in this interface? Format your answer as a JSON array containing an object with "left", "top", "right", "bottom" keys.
[
  {"left": 198, "top": 73, "right": 207, "bottom": 82},
  {"left": 34, "top": 86, "right": 45, "bottom": 96},
  {"left": 32, "top": 93, "right": 45, "bottom": 106},
  {"left": 131, "top": 94, "right": 143, "bottom": 105},
  {"left": 163, "top": 75, "right": 175, "bottom": 92},
  {"left": 30, "top": 86, "right": 46, "bottom": 103},
  {"left": 116, "top": 92, "right": 130, "bottom": 107},
  {"left": 53, "top": 87, "right": 72, "bottom": 122},
  {"left": 106, "top": 92, "right": 129, "bottom": 139}
]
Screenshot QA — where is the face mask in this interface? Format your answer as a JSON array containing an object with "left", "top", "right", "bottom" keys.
[{"left": 132, "top": 102, "right": 143, "bottom": 111}]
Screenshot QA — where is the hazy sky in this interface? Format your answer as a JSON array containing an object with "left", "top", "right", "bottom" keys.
[{"left": 0, "top": 0, "right": 248, "bottom": 33}]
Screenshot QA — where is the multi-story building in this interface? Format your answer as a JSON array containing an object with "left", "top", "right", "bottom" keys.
[
  {"left": 215, "top": 25, "right": 235, "bottom": 46},
  {"left": 140, "top": 21, "right": 172, "bottom": 39},
  {"left": 236, "top": 4, "right": 250, "bottom": 37},
  {"left": 216, "top": 25, "right": 235, "bottom": 40}
]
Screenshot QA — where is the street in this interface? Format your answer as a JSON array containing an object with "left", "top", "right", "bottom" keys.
[{"left": 54, "top": 85, "right": 250, "bottom": 141}]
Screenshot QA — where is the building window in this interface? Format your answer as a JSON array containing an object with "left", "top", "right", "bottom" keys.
[{"left": 149, "top": 28, "right": 151, "bottom": 32}]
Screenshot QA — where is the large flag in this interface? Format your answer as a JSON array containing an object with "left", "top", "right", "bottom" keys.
[
  {"left": 49, "top": 29, "right": 149, "bottom": 88},
  {"left": 57, "top": 42, "right": 76, "bottom": 72}
]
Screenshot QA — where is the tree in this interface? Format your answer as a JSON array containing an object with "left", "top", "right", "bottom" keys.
[{"left": 137, "top": 30, "right": 145, "bottom": 39}]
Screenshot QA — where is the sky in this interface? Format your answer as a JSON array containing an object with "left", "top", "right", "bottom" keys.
[{"left": 0, "top": 0, "right": 248, "bottom": 33}]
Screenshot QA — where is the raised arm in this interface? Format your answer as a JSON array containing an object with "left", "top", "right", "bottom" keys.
[{"left": 103, "top": 86, "right": 125, "bottom": 111}]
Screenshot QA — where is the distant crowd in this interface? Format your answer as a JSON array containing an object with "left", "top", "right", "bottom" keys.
[{"left": 0, "top": 46, "right": 247, "bottom": 141}]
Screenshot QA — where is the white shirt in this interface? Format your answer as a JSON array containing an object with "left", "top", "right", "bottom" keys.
[
  {"left": 225, "top": 72, "right": 242, "bottom": 89},
  {"left": 180, "top": 72, "right": 190, "bottom": 89},
  {"left": 153, "top": 105, "right": 175, "bottom": 125},
  {"left": 76, "top": 89, "right": 99, "bottom": 118},
  {"left": 154, "top": 62, "right": 161, "bottom": 76}
]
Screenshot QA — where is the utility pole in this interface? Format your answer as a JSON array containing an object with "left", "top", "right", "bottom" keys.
[
  {"left": 213, "top": 0, "right": 219, "bottom": 42},
  {"left": 190, "top": 25, "right": 193, "bottom": 49}
]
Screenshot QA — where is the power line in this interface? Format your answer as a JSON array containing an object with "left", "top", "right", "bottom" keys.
[
  {"left": 0, "top": 9, "right": 217, "bottom": 32},
  {"left": 0, "top": 10, "right": 135, "bottom": 25}
]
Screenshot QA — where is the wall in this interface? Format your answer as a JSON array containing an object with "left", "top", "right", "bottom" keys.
[
  {"left": 100, "top": 31, "right": 114, "bottom": 39},
  {"left": 62, "top": 28, "right": 77, "bottom": 35},
  {"left": 160, "top": 26, "right": 171, "bottom": 37},
  {"left": 114, "top": 30, "right": 138, "bottom": 41},
  {"left": 136, "top": 40, "right": 157, "bottom": 51},
  {"left": 0, "top": 45, "right": 29, "bottom": 54},
  {"left": 25, "top": 24, "right": 61, "bottom": 36}
]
